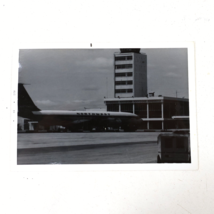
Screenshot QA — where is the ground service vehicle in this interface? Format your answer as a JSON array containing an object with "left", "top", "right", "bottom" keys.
[{"left": 157, "top": 132, "right": 190, "bottom": 163}]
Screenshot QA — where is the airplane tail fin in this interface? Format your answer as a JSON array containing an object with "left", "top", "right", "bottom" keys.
[{"left": 18, "top": 83, "right": 40, "bottom": 118}]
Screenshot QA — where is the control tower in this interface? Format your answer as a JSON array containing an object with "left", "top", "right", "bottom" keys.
[{"left": 114, "top": 49, "right": 147, "bottom": 98}]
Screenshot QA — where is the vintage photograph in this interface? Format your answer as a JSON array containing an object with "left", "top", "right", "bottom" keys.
[{"left": 17, "top": 48, "right": 190, "bottom": 165}]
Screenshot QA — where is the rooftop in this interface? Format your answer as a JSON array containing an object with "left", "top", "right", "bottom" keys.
[
  {"left": 120, "top": 48, "right": 141, "bottom": 53},
  {"left": 104, "top": 96, "right": 189, "bottom": 102}
]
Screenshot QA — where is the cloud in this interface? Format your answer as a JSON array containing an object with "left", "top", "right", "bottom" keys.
[
  {"left": 35, "top": 100, "right": 57, "bottom": 106},
  {"left": 76, "top": 57, "right": 112, "bottom": 70},
  {"left": 83, "top": 85, "right": 99, "bottom": 91},
  {"left": 73, "top": 99, "right": 96, "bottom": 104}
]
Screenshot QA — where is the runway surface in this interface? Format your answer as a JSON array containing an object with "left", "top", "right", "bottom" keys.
[{"left": 17, "top": 132, "right": 168, "bottom": 164}]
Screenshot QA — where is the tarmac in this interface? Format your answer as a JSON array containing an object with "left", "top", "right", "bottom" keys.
[{"left": 17, "top": 132, "right": 167, "bottom": 164}]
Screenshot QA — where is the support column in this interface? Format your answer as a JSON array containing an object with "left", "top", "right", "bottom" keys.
[
  {"left": 161, "top": 102, "right": 164, "bottom": 119},
  {"left": 161, "top": 102, "right": 164, "bottom": 130},
  {"left": 147, "top": 103, "right": 149, "bottom": 118},
  {"left": 119, "top": 103, "right": 121, "bottom": 112},
  {"left": 162, "top": 121, "right": 164, "bottom": 130},
  {"left": 147, "top": 103, "right": 149, "bottom": 130},
  {"left": 133, "top": 103, "right": 135, "bottom": 114}
]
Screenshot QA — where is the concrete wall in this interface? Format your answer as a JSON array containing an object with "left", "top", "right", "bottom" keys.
[{"left": 134, "top": 53, "right": 147, "bottom": 97}]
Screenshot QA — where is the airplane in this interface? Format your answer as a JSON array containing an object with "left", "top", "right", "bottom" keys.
[{"left": 18, "top": 83, "right": 141, "bottom": 132}]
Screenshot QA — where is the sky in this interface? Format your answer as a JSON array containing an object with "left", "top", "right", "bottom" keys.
[{"left": 18, "top": 48, "right": 188, "bottom": 111}]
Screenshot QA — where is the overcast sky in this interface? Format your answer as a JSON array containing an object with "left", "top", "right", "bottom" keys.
[{"left": 18, "top": 48, "right": 188, "bottom": 111}]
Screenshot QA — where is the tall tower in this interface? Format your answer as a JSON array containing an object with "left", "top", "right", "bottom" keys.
[{"left": 114, "top": 49, "right": 147, "bottom": 98}]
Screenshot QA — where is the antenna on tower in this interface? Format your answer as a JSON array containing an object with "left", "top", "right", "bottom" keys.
[{"left": 106, "top": 77, "right": 108, "bottom": 98}]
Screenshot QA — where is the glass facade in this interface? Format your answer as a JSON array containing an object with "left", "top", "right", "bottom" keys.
[
  {"left": 105, "top": 99, "right": 189, "bottom": 130},
  {"left": 149, "top": 121, "right": 162, "bottom": 130},
  {"left": 149, "top": 103, "right": 162, "bottom": 118},
  {"left": 135, "top": 103, "right": 147, "bottom": 118},
  {"left": 121, "top": 103, "right": 133, "bottom": 113},
  {"left": 164, "top": 101, "right": 189, "bottom": 118},
  {"left": 107, "top": 104, "right": 119, "bottom": 112}
]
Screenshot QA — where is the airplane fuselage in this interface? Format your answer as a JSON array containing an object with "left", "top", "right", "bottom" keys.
[{"left": 19, "top": 110, "right": 141, "bottom": 132}]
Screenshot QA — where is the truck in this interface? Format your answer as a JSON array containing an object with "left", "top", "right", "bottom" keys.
[{"left": 157, "top": 131, "right": 191, "bottom": 163}]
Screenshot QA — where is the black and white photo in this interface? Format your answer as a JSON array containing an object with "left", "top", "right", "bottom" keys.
[{"left": 17, "top": 47, "right": 193, "bottom": 165}]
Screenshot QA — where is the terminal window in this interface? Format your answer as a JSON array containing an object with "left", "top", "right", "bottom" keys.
[
  {"left": 121, "top": 104, "right": 133, "bottom": 113},
  {"left": 164, "top": 101, "right": 189, "bottom": 118},
  {"left": 163, "top": 101, "right": 189, "bottom": 118},
  {"left": 135, "top": 103, "right": 147, "bottom": 118},
  {"left": 107, "top": 104, "right": 119, "bottom": 112},
  {"left": 149, "top": 103, "right": 162, "bottom": 118}
]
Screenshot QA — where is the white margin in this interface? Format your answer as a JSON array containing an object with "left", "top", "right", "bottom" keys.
[{"left": 11, "top": 42, "right": 198, "bottom": 171}]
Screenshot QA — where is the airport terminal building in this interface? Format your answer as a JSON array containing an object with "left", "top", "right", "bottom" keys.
[
  {"left": 104, "top": 48, "right": 189, "bottom": 131},
  {"left": 104, "top": 96, "right": 189, "bottom": 130}
]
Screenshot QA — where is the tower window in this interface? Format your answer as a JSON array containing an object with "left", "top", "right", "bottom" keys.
[
  {"left": 115, "top": 81, "right": 133, "bottom": 85},
  {"left": 115, "top": 56, "right": 132, "bottom": 61},
  {"left": 115, "top": 89, "right": 133, "bottom": 93},
  {"left": 115, "top": 72, "right": 133, "bottom": 77},
  {"left": 115, "top": 73, "right": 126, "bottom": 77},
  {"left": 115, "top": 89, "right": 126, "bottom": 93},
  {"left": 115, "top": 64, "right": 132, "bottom": 69}
]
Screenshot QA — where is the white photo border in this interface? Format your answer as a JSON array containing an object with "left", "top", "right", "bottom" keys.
[{"left": 11, "top": 42, "right": 198, "bottom": 171}]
